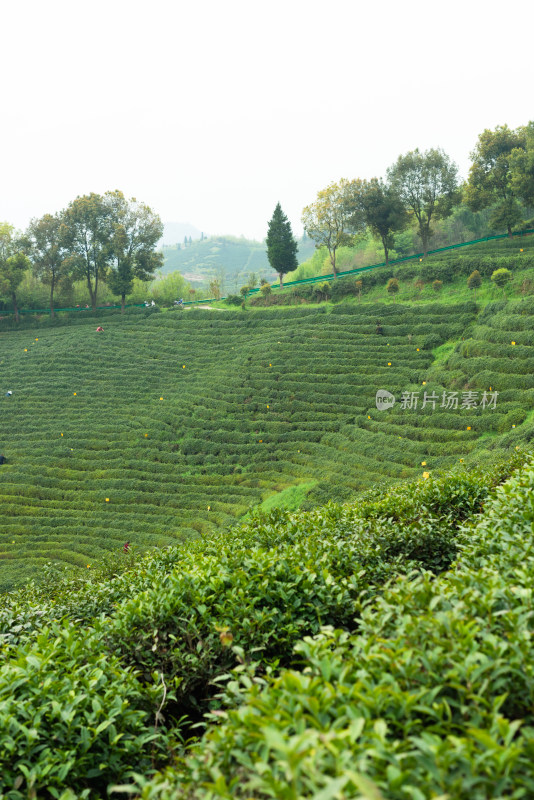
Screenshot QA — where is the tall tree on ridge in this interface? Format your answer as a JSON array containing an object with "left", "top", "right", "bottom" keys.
[
  {"left": 387, "top": 148, "right": 459, "bottom": 256},
  {"left": 0, "top": 223, "right": 30, "bottom": 322},
  {"left": 352, "top": 178, "right": 409, "bottom": 265},
  {"left": 26, "top": 213, "right": 70, "bottom": 318},
  {"left": 62, "top": 193, "right": 113, "bottom": 311},
  {"left": 105, "top": 191, "right": 164, "bottom": 313},
  {"left": 302, "top": 179, "right": 365, "bottom": 278},
  {"left": 465, "top": 124, "right": 527, "bottom": 237},
  {"left": 266, "top": 203, "right": 298, "bottom": 288}
]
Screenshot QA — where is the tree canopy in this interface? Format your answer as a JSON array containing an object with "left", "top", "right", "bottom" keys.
[
  {"left": 352, "top": 178, "right": 409, "bottom": 265},
  {"left": 105, "top": 191, "right": 163, "bottom": 313},
  {"left": 302, "top": 179, "right": 365, "bottom": 278},
  {"left": 26, "top": 213, "right": 69, "bottom": 318},
  {"left": 509, "top": 121, "right": 534, "bottom": 210},
  {"left": 465, "top": 124, "right": 527, "bottom": 237},
  {"left": 266, "top": 203, "right": 298, "bottom": 288},
  {"left": 387, "top": 148, "right": 459, "bottom": 256}
]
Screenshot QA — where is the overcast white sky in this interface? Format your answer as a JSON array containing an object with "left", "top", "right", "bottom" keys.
[{"left": 1, "top": 0, "right": 532, "bottom": 241}]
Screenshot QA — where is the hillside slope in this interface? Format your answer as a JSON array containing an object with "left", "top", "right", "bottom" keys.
[{"left": 1, "top": 298, "right": 533, "bottom": 591}]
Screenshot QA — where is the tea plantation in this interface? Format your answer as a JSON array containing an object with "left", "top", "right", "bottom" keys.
[
  {"left": 1, "top": 295, "right": 534, "bottom": 591},
  {"left": 0, "top": 451, "right": 532, "bottom": 797}
]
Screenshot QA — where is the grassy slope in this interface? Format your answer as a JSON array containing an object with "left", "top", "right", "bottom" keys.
[{"left": 1, "top": 293, "right": 533, "bottom": 591}]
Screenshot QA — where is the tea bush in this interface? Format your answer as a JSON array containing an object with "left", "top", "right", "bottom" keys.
[{"left": 141, "top": 454, "right": 534, "bottom": 799}]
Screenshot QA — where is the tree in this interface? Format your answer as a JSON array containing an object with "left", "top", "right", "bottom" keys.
[
  {"left": 465, "top": 124, "right": 527, "bottom": 237},
  {"left": 386, "top": 277, "right": 399, "bottom": 301},
  {"left": 491, "top": 267, "right": 512, "bottom": 298},
  {"left": 467, "top": 270, "right": 482, "bottom": 301},
  {"left": 105, "top": 192, "right": 164, "bottom": 313},
  {"left": 352, "top": 178, "right": 409, "bottom": 265},
  {"left": 208, "top": 279, "right": 221, "bottom": 299},
  {"left": 26, "top": 213, "right": 69, "bottom": 318},
  {"left": 0, "top": 224, "right": 31, "bottom": 322},
  {"left": 510, "top": 120, "right": 534, "bottom": 209},
  {"left": 266, "top": 203, "right": 298, "bottom": 288},
  {"left": 62, "top": 193, "right": 113, "bottom": 311},
  {"left": 150, "top": 270, "right": 192, "bottom": 306},
  {"left": 302, "top": 179, "right": 365, "bottom": 278},
  {"left": 387, "top": 148, "right": 459, "bottom": 256},
  {"left": 0, "top": 223, "right": 30, "bottom": 322}
]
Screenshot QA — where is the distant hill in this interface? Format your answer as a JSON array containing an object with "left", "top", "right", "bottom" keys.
[
  {"left": 160, "top": 235, "right": 317, "bottom": 290},
  {"left": 161, "top": 222, "right": 203, "bottom": 246}
]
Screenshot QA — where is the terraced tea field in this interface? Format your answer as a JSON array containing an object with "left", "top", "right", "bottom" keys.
[{"left": 1, "top": 300, "right": 533, "bottom": 590}]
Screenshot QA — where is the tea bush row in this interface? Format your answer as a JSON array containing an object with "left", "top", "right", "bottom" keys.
[{"left": 142, "top": 452, "right": 534, "bottom": 799}]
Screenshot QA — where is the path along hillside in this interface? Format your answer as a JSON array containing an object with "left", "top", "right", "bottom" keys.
[{"left": 0, "top": 294, "right": 533, "bottom": 591}]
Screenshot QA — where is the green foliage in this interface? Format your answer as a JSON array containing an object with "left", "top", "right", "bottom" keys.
[
  {"left": 105, "top": 191, "right": 163, "bottom": 311},
  {"left": 138, "top": 454, "right": 534, "bottom": 799},
  {"left": 491, "top": 267, "right": 513, "bottom": 296},
  {"left": 0, "top": 623, "right": 167, "bottom": 797},
  {"left": 302, "top": 179, "right": 366, "bottom": 276},
  {"left": 386, "top": 277, "right": 399, "bottom": 297},
  {"left": 150, "top": 271, "right": 193, "bottom": 306},
  {"left": 387, "top": 147, "right": 460, "bottom": 255},
  {"left": 353, "top": 177, "right": 409, "bottom": 265},
  {"left": 510, "top": 120, "right": 534, "bottom": 207},
  {"left": 465, "top": 124, "right": 527, "bottom": 235},
  {"left": 266, "top": 203, "right": 298, "bottom": 285},
  {"left": 467, "top": 269, "right": 482, "bottom": 300}
]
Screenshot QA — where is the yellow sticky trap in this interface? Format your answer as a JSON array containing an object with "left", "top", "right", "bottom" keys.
[
  {"left": 421, "top": 461, "right": 427, "bottom": 466},
  {"left": 105, "top": 498, "right": 110, "bottom": 502},
  {"left": 423, "top": 471, "right": 430, "bottom": 479},
  {"left": 60, "top": 433, "right": 63, "bottom": 437},
  {"left": 73, "top": 392, "right": 77, "bottom": 396},
  {"left": 511, "top": 341, "right": 516, "bottom": 346},
  {"left": 24, "top": 349, "right": 27, "bottom": 352},
  {"left": 467, "top": 426, "right": 471, "bottom": 430},
  {"left": 145, "top": 433, "right": 148, "bottom": 437},
  {"left": 182, "top": 365, "right": 185, "bottom": 368},
  {"left": 160, "top": 397, "right": 163, "bottom": 400},
  {"left": 388, "top": 362, "right": 391, "bottom": 366},
  {"left": 422, "top": 381, "right": 426, "bottom": 385}
]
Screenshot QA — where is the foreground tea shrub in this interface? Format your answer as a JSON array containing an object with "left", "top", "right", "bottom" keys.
[
  {"left": 139, "top": 457, "right": 534, "bottom": 799},
  {"left": 0, "top": 624, "right": 168, "bottom": 799}
]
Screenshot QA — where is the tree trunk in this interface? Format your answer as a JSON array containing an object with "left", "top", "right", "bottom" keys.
[
  {"left": 279, "top": 272, "right": 283, "bottom": 289},
  {"left": 330, "top": 250, "right": 338, "bottom": 279},
  {"left": 507, "top": 224, "right": 513, "bottom": 238},
  {"left": 12, "top": 292, "right": 19, "bottom": 323},
  {"left": 87, "top": 277, "right": 96, "bottom": 312},
  {"left": 50, "top": 282, "right": 55, "bottom": 319},
  {"left": 121, "top": 293, "right": 126, "bottom": 314},
  {"left": 382, "top": 235, "right": 389, "bottom": 265}
]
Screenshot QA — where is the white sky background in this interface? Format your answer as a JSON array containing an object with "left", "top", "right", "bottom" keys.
[{"left": 1, "top": 0, "right": 532, "bottom": 241}]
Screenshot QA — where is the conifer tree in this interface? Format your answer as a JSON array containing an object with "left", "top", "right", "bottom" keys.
[{"left": 266, "top": 203, "right": 298, "bottom": 288}]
